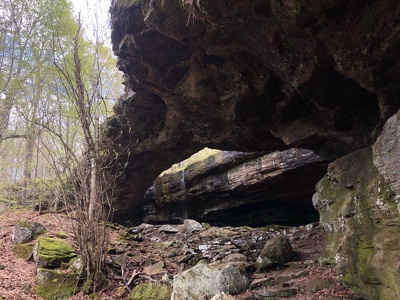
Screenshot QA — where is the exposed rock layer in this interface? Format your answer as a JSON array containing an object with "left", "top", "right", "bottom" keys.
[
  {"left": 108, "top": 0, "right": 400, "bottom": 221},
  {"left": 145, "top": 149, "right": 327, "bottom": 226},
  {"left": 313, "top": 143, "right": 400, "bottom": 298}
]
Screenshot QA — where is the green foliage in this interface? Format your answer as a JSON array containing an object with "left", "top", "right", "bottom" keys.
[
  {"left": 0, "top": 0, "right": 121, "bottom": 194},
  {"left": 1, "top": 0, "right": 124, "bottom": 294},
  {"left": 0, "top": 178, "right": 71, "bottom": 211}
]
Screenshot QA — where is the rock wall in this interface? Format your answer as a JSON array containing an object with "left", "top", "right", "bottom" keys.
[
  {"left": 313, "top": 110, "right": 400, "bottom": 299},
  {"left": 107, "top": 1, "right": 400, "bottom": 297},
  {"left": 145, "top": 149, "right": 327, "bottom": 226},
  {"left": 107, "top": 0, "right": 400, "bottom": 221}
]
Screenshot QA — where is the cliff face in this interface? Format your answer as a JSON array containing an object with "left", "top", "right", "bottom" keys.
[
  {"left": 312, "top": 109, "right": 400, "bottom": 299},
  {"left": 145, "top": 149, "right": 327, "bottom": 226},
  {"left": 108, "top": 0, "right": 400, "bottom": 221},
  {"left": 108, "top": 1, "right": 400, "bottom": 296}
]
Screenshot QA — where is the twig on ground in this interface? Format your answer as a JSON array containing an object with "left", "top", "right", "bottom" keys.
[
  {"left": 125, "top": 268, "right": 140, "bottom": 293},
  {"left": 138, "top": 274, "right": 157, "bottom": 282}
]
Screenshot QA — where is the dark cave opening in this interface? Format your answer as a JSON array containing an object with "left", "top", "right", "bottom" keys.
[{"left": 144, "top": 148, "right": 327, "bottom": 228}]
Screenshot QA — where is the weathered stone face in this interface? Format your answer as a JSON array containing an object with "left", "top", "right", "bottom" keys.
[
  {"left": 108, "top": 0, "right": 400, "bottom": 221},
  {"left": 255, "top": 235, "right": 293, "bottom": 271},
  {"left": 171, "top": 261, "right": 249, "bottom": 300},
  {"left": 313, "top": 145, "right": 400, "bottom": 299},
  {"left": 373, "top": 109, "right": 400, "bottom": 200},
  {"left": 12, "top": 221, "right": 46, "bottom": 244}
]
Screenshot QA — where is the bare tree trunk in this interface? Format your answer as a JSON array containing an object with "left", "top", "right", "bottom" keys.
[
  {"left": 21, "top": 134, "right": 34, "bottom": 206},
  {"left": 21, "top": 76, "right": 42, "bottom": 206},
  {"left": 89, "top": 156, "right": 97, "bottom": 222},
  {"left": 0, "top": 95, "right": 14, "bottom": 146}
]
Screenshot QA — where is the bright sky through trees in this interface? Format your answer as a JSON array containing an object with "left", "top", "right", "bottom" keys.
[
  {"left": 0, "top": 0, "right": 122, "bottom": 195},
  {"left": 71, "top": 0, "right": 112, "bottom": 44}
]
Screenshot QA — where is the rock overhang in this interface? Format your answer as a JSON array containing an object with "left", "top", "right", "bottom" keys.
[{"left": 107, "top": 0, "right": 400, "bottom": 221}]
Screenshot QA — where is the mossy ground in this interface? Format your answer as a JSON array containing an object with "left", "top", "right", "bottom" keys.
[
  {"left": 130, "top": 283, "right": 172, "bottom": 300},
  {"left": 36, "top": 268, "right": 79, "bottom": 300},
  {"left": 12, "top": 242, "right": 34, "bottom": 260}
]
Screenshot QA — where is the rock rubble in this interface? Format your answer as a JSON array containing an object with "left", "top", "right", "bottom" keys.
[{"left": 108, "top": 219, "right": 358, "bottom": 299}]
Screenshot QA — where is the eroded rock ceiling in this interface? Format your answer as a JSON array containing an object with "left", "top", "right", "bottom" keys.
[{"left": 107, "top": 0, "right": 400, "bottom": 221}]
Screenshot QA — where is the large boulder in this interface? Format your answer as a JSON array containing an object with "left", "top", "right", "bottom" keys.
[
  {"left": 108, "top": 0, "right": 400, "bottom": 222},
  {"left": 33, "top": 237, "right": 77, "bottom": 268},
  {"left": 145, "top": 148, "right": 327, "bottom": 226},
  {"left": 12, "top": 221, "right": 46, "bottom": 244},
  {"left": 171, "top": 261, "right": 249, "bottom": 300},
  {"left": 255, "top": 235, "right": 293, "bottom": 271},
  {"left": 313, "top": 143, "right": 400, "bottom": 299},
  {"left": 36, "top": 268, "right": 79, "bottom": 300}
]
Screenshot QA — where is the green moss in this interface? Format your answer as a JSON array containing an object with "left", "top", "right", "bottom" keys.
[
  {"left": 36, "top": 268, "right": 79, "bottom": 299},
  {"left": 107, "top": 246, "right": 117, "bottom": 254},
  {"left": 202, "top": 223, "right": 211, "bottom": 230},
  {"left": 318, "top": 255, "right": 336, "bottom": 267},
  {"left": 55, "top": 231, "right": 69, "bottom": 239},
  {"left": 107, "top": 222, "right": 124, "bottom": 230},
  {"left": 130, "top": 283, "right": 172, "bottom": 300},
  {"left": 340, "top": 246, "right": 379, "bottom": 299},
  {"left": 35, "top": 237, "right": 77, "bottom": 268},
  {"left": 12, "top": 242, "right": 34, "bottom": 260},
  {"left": 356, "top": 247, "right": 378, "bottom": 283},
  {"left": 82, "top": 279, "right": 94, "bottom": 294}
]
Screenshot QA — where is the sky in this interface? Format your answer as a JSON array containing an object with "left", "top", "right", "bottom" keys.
[{"left": 70, "top": 0, "right": 112, "bottom": 44}]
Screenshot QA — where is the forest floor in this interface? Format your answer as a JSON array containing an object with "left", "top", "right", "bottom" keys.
[{"left": 0, "top": 207, "right": 359, "bottom": 300}]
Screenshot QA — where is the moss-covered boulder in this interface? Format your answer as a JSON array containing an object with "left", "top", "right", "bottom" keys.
[
  {"left": 313, "top": 147, "right": 400, "bottom": 299},
  {"left": 36, "top": 268, "right": 79, "bottom": 299},
  {"left": 130, "top": 283, "right": 172, "bottom": 300},
  {"left": 255, "top": 235, "right": 292, "bottom": 271},
  {"left": 33, "top": 237, "right": 77, "bottom": 268},
  {"left": 12, "top": 242, "right": 35, "bottom": 260},
  {"left": 12, "top": 221, "right": 46, "bottom": 244}
]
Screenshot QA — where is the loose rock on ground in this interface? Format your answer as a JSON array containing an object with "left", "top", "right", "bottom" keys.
[{"left": 0, "top": 210, "right": 360, "bottom": 299}]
